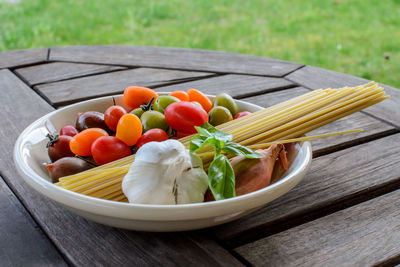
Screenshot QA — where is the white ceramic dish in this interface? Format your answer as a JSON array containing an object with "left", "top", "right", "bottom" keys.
[{"left": 14, "top": 94, "right": 312, "bottom": 232}]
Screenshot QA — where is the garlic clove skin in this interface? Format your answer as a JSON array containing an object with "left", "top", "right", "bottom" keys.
[{"left": 176, "top": 152, "right": 208, "bottom": 204}]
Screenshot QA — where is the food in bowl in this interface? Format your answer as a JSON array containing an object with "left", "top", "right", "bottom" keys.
[
  {"left": 13, "top": 82, "right": 388, "bottom": 231},
  {"left": 44, "top": 86, "right": 294, "bottom": 204}
]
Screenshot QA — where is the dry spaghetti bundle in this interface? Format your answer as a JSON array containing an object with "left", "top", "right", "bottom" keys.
[{"left": 56, "top": 82, "right": 389, "bottom": 202}]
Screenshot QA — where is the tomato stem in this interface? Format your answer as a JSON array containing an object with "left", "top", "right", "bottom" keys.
[
  {"left": 140, "top": 97, "right": 155, "bottom": 111},
  {"left": 74, "top": 155, "right": 98, "bottom": 167},
  {"left": 46, "top": 133, "right": 59, "bottom": 148}
]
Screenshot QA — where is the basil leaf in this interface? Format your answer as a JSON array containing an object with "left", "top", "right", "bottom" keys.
[
  {"left": 194, "top": 126, "right": 212, "bottom": 137},
  {"left": 208, "top": 154, "right": 236, "bottom": 200},
  {"left": 190, "top": 134, "right": 208, "bottom": 152},
  {"left": 200, "top": 122, "right": 233, "bottom": 143},
  {"left": 222, "top": 142, "right": 263, "bottom": 159}
]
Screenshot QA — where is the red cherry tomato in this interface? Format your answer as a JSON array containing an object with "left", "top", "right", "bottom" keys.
[
  {"left": 60, "top": 125, "right": 79, "bottom": 137},
  {"left": 136, "top": 128, "right": 169, "bottom": 149},
  {"left": 234, "top": 111, "right": 251, "bottom": 119},
  {"left": 104, "top": 105, "right": 127, "bottom": 132},
  {"left": 175, "top": 131, "right": 192, "bottom": 139},
  {"left": 91, "top": 136, "right": 132, "bottom": 165},
  {"left": 164, "top": 102, "right": 208, "bottom": 134}
]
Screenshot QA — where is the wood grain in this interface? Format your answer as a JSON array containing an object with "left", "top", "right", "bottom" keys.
[
  {"left": 0, "top": 48, "right": 48, "bottom": 69},
  {"left": 0, "top": 69, "right": 242, "bottom": 266},
  {"left": 0, "top": 176, "right": 66, "bottom": 266},
  {"left": 15, "top": 62, "right": 126, "bottom": 85},
  {"left": 235, "top": 188, "right": 400, "bottom": 266},
  {"left": 35, "top": 67, "right": 214, "bottom": 106},
  {"left": 49, "top": 45, "right": 303, "bottom": 77},
  {"left": 241, "top": 87, "right": 397, "bottom": 156},
  {"left": 213, "top": 133, "right": 400, "bottom": 246},
  {"left": 286, "top": 65, "right": 400, "bottom": 127},
  {"left": 155, "top": 74, "right": 294, "bottom": 98}
]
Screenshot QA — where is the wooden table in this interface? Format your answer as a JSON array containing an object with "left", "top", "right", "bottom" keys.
[{"left": 1, "top": 46, "right": 400, "bottom": 266}]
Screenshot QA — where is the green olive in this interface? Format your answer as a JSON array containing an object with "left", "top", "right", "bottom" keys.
[
  {"left": 130, "top": 108, "right": 144, "bottom": 118},
  {"left": 153, "top": 95, "right": 180, "bottom": 114},
  {"left": 213, "top": 93, "right": 239, "bottom": 117},
  {"left": 209, "top": 106, "right": 233, "bottom": 126},
  {"left": 140, "top": 111, "right": 169, "bottom": 132}
]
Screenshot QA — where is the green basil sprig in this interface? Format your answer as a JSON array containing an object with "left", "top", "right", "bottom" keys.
[{"left": 190, "top": 122, "right": 262, "bottom": 200}]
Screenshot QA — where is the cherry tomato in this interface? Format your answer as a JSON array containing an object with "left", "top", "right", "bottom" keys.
[
  {"left": 91, "top": 136, "right": 132, "bottom": 165},
  {"left": 104, "top": 105, "right": 127, "bottom": 132},
  {"left": 60, "top": 125, "right": 79, "bottom": 137},
  {"left": 116, "top": 114, "right": 143, "bottom": 146},
  {"left": 174, "top": 131, "right": 192, "bottom": 139},
  {"left": 136, "top": 129, "right": 169, "bottom": 149},
  {"left": 46, "top": 157, "right": 93, "bottom": 183},
  {"left": 123, "top": 86, "right": 158, "bottom": 109},
  {"left": 234, "top": 111, "right": 251, "bottom": 119},
  {"left": 69, "top": 128, "right": 109, "bottom": 156},
  {"left": 46, "top": 134, "right": 75, "bottom": 162},
  {"left": 187, "top": 89, "right": 212, "bottom": 112},
  {"left": 164, "top": 102, "right": 208, "bottom": 134},
  {"left": 153, "top": 95, "right": 180, "bottom": 114},
  {"left": 170, "top": 91, "right": 190, "bottom": 102},
  {"left": 209, "top": 106, "right": 233, "bottom": 126},
  {"left": 76, "top": 111, "right": 107, "bottom": 132}
]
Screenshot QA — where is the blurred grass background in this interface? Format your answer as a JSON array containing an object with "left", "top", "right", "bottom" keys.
[{"left": 1, "top": 0, "right": 399, "bottom": 87}]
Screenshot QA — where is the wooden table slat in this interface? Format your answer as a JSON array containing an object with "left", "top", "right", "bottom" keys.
[
  {"left": 0, "top": 48, "right": 48, "bottom": 69},
  {"left": 35, "top": 67, "right": 215, "bottom": 106},
  {"left": 15, "top": 62, "right": 127, "bottom": 86},
  {"left": 235, "top": 188, "right": 400, "bottom": 266},
  {"left": 0, "top": 176, "right": 67, "bottom": 266},
  {"left": 286, "top": 65, "right": 400, "bottom": 128},
  {"left": 49, "top": 45, "right": 303, "bottom": 77},
  {"left": 0, "top": 69, "right": 241, "bottom": 266},
  {"left": 213, "top": 133, "right": 400, "bottom": 246}
]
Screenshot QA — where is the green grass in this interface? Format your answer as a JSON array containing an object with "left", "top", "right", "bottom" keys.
[{"left": 1, "top": 0, "right": 400, "bottom": 88}]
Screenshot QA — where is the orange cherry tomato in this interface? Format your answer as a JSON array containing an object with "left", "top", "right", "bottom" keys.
[
  {"left": 123, "top": 86, "right": 158, "bottom": 109},
  {"left": 170, "top": 91, "right": 190, "bottom": 102},
  {"left": 69, "top": 128, "right": 109, "bottom": 156},
  {"left": 116, "top": 114, "right": 143, "bottom": 146},
  {"left": 187, "top": 89, "right": 212, "bottom": 112}
]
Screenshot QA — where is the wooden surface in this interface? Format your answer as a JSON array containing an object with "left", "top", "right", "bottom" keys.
[
  {"left": 0, "top": 176, "right": 66, "bottom": 266},
  {"left": 235, "top": 188, "right": 400, "bottom": 266},
  {"left": 0, "top": 48, "right": 48, "bottom": 69},
  {"left": 49, "top": 45, "right": 303, "bottom": 76},
  {"left": 15, "top": 62, "right": 126, "bottom": 85},
  {"left": 1, "top": 46, "right": 400, "bottom": 266}
]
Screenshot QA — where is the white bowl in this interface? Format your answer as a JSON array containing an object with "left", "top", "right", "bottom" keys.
[{"left": 14, "top": 94, "right": 312, "bottom": 232}]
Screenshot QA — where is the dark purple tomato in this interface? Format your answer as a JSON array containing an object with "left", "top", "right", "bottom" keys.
[
  {"left": 46, "top": 134, "right": 75, "bottom": 162},
  {"left": 46, "top": 157, "right": 93, "bottom": 183},
  {"left": 76, "top": 111, "right": 107, "bottom": 132}
]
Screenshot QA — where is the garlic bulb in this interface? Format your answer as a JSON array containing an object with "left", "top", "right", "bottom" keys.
[{"left": 122, "top": 139, "right": 208, "bottom": 205}]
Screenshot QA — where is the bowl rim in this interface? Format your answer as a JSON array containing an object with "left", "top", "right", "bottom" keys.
[{"left": 14, "top": 93, "right": 312, "bottom": 221}]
